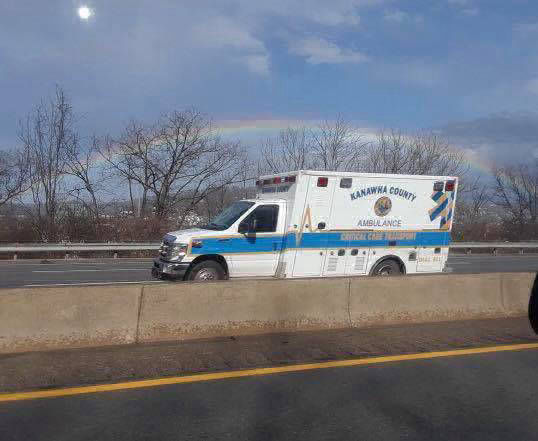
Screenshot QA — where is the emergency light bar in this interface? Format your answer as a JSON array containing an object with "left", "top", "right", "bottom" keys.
[{"left": 257, "top": 176, "right": 297, "bottom": 186}]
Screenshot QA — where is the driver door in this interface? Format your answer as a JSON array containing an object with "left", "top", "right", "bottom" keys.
[{"left": 231, "top": 203, "right": 285, "bottom": 277}]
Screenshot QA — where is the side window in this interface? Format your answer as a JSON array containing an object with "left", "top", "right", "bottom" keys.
[
  {"left": 340, "top": 178, "right": 352, "bottom": 188},
  {"left": 244, "top": 205, "right": 279, "bottom": 233}
]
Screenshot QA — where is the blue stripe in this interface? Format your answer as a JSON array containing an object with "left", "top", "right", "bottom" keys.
[
  {"left": 432, "top": 191, "right": 443, "bottom": 202},
  {"left": 429, "top": 198, "right": 448, "bottom": 221},
  {"left": 190, "top": 231, "right": 451, "bottom": 255}
]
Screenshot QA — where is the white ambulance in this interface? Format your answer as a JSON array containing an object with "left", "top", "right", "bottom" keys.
[{"left": 152, "top": 170, "right": 458, "bottom": 281}]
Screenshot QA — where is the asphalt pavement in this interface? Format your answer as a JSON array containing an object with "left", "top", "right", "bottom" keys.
[
  {"left": 1, "top": 317, "right": 538, "bottom": 441},
  {"left": 0, "top": 254, "right": 537, "bottom": 288}
]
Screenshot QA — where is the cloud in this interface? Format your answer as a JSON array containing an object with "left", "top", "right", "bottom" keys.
[
  {"left": 243, "top": 54, "right": 270, "bottom": 76},
  {"left": 306, "top": 9, "right": 360, "bottom": 26},
  {"left": 192, "top": 16, "right": 269, "bottom": 75},
  {"left": 193, "top": 17, "right": 265, "bottom": 52},
  {"left": 514, "top": 22, "right": 538, "bottom": 36},
  {"left": 375, "top": 60, "right": 446, "bottom": 87},
  {"left": 289, "top": 37, "right": 369, "bottom": 64},
  {"left": 383, "top": 9, "right": 423, "bottom": 24},
  {"left": 230, "top": 0, "right": 381, "bottom": 27},
  {"left": 383, "top": 10, "right": 409, "bottom": 23},
  {"left": 526, "top": 78, "right": 538, "bottom": 95},
  {"left": 462, "top": 8, "right": 479, "bottom": 16},
  {"left": 437, "top": 113, "right": 538, "bottom": 166}
]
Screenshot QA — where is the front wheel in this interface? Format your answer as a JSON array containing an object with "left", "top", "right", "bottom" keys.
[
  {"left": 187, "top": 260, "right": 225, "bottom": 281},
  {"left": 371, "top": 259, "right": 402, "bottom": 276}
]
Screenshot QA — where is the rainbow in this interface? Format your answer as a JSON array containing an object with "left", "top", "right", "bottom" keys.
[{"left": 92, "top": 117, "right": 494, "bottom": 178}]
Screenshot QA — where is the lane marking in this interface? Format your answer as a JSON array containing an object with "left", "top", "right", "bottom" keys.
[
  {"left": 32, "top": 269, "right": 148, "bottom": 273},
  {"left": 24, "top": 280, "right": 164, "bottom": 287},
  {"left": 2, "top": 342, "right": 538, "bottom": 403},
  {"left": 0, "top": 259, "right": 154, "bottom": 264}
]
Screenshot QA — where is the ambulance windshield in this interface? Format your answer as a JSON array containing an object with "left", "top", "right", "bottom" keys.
[{"left": 202, "top": 201, "right": 255, "bottom": 230}]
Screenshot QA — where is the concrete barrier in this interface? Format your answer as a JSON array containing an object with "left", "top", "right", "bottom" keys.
[
  {"left": 0, "top": 272, "right": 535, "bottom": 354},
  {"left": 0, "top": 285, "right": 141, "bottom": 353},
  {"left": 348, "top": 273, "right": 531, "bottom": 327},
  {"left": 137, "top": 277, "right": 350, "bottom": 342}
]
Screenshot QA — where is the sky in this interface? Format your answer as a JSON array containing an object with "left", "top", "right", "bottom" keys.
[{"left": 1, "top": 0, "right": 538, "bottom": 169}]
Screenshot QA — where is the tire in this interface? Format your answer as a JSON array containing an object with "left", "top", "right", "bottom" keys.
[
  {"left": 187, "top": 260, "right": 225, "bottom": 281},
  {"left": 371, "top": 259, "right": 402, "bottom": 276}
]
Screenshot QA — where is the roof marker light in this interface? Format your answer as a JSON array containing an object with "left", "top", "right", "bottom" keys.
[{"left": 317, "top": 177, "right": 328, "bottom": 187}]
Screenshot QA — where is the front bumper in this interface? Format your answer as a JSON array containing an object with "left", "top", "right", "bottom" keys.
[{"left": 152, "top": 258, "right": 190, "bottom": 279}]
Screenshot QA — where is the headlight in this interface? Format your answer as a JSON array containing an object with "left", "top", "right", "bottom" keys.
[{"left": 169, "top": 242, "right": 188, "bottom": 260}]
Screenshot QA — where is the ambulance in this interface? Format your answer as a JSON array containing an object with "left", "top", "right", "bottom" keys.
[{"left": 152, "top": 170, "right": 458, "bottom": 281}]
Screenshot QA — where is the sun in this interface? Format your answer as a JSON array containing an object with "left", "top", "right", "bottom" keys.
[{"left": 77, "top": 6, "right": 93, "bottom": 20}]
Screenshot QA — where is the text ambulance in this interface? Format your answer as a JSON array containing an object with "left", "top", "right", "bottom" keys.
[{"left": 152, "top": 170, "right": 458, "bottom": 281}]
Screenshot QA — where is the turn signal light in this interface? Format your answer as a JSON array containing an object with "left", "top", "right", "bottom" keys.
[
  {"left": 273, "top": 177, "right": 282, "bottom": 184},
  {"left": 285, "top": 175, "right": 296, "bottom": 183},
  {"left": 445, "top": 180, "right": 456, "bottom": 191},
  {"left": 317, "top": 177, "right": 328, "bottom": 187}
]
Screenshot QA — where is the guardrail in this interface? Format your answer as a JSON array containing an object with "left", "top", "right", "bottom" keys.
[
  {"left": 0, "top": 243, "right": 160, "bottom": 259},
  {"left": 0, "top": 241, "right": 537, "bottom": 259}
]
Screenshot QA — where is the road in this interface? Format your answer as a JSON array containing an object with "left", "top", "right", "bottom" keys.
[
  {"left": 0, "top": 254, "right": 536, "bottom": 288},
  {"left": 1, "top": 317, "right": 538, "bottom": 441}
]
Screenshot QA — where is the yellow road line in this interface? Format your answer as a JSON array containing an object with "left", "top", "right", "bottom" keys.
[{"left": 2, "top": 342, "right": 538, "bottom": 403}]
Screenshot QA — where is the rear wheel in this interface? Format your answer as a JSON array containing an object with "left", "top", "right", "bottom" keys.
[
  {"left": 187, "top": 260, "right": 225, "bottom": 281},
  {"left": 371, "top": 259, "right": 402, "bottom": 276}
]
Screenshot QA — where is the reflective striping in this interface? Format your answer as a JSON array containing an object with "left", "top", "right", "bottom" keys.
[
  {"left": 190, "top": 231, "right": 452, "bottom": 255},
  {"left": 2, "top": 343, "right": 538, "bottom": 403}
]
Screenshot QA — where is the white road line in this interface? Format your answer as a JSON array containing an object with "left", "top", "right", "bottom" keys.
[
  {"left": 32, "top": 268, "right": 148, "bottom": 273},
  {"left": 24, "top": 280, "right": 164, "bottom": 287},
  {"left": 0, "top": 260, "right": 154, "bottom": 266}
]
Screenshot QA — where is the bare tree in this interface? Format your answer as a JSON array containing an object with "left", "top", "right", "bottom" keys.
[
  {"left": 65, "top": 135, "right": 107, "bottom": 236},
  {"left": 492, "top": 162, "right": 538, "bottom": 230},
  {"left": 0, "top": 146, "right": 31, "bottom": 208},
  {"left": 452, "top": 178, "right": 494, "bottom": 240},
  {"left": 102, "top": 109, "right": 248, "bottom": 227},
  {"left": 19, "top": 86, "right": 75, "bottom": 241},
  {"left": 101, "top": 121, "right": 155, "bottom": 218},
  {"left": 260, "top": 127, "right": 312, "bottom": 173},
  {"left": 311, "top": 117, "right": 368, "bottom": 171},
  {"left": 365, "top": 130, "right": 468, "bottom": 177}
]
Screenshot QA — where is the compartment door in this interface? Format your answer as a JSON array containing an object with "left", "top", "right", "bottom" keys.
[
  {"left": 322, "top": 247, "right": 348, "bottom": 276},
  {"left": 344, "top": 248, "right": 371, "bottom": 275},
  {"left": 416, "top": 247, "right": 443, "bottom": 272}
]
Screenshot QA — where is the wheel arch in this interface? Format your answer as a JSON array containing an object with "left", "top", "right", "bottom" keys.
[
  {"left": 184, "top": 254, "right": 230, "bottom": 280},
  {"left": 368, "top": 254, "right": 406, "bottom": 276}
]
